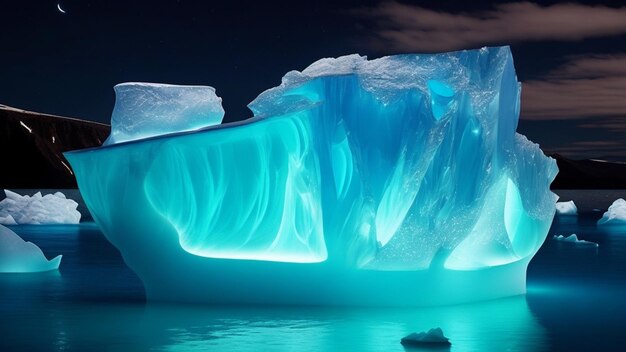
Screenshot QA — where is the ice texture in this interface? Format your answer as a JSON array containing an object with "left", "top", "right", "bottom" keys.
[
  {"left": 401, "top": 328, "right": 451, "bottom": 346},
  {"left": 0, "top": 224, "right": 61, "bottom": 272},
  {"left": 598, "top": 198, "right": 626, "bottom": 225},
  {"left": 65, "top": 46, "right": 558, "bottom": 306},
  {"left": 104, "top": 83, "right": 225, "bottom": 145},
  {"left": 0, "top": 190, "right": 81, "bottom": 225},
  {"left": 556, "top": 201, "right": 577, "bottom": 215},
  {"left": 553, "top": 234, "right": 598, "bottom": 248}
]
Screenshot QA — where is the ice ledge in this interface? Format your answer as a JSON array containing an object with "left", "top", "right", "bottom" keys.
[{"left": 104, "top": 82, "right": 225, "bottom": 145}]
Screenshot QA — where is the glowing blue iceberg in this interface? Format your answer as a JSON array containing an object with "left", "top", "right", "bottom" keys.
[
  {"left": 65, "top": 46, "right": 557, "bottom": 306},
  {"left": 0, "top": 224, "right": 61, "bottom": 272}
]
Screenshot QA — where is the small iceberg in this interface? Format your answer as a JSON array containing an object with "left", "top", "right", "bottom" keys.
[
  {"left": 0, "top": 189, "right": 81, "bottom": 225},
  {"left": 553, "top": 234, "right": 598, "bottom": 248},
  {"left": 556, "top": 201, "right": 577, "bottom": 215},
  {"left": 598, "top": 199, "right": 626, "bottom": 225},
  {"left": 0, "top": 224, "right": 62, "bottom": 272},
  {"left": 401, "top": 328, "right": 451, "bottom": 347}
]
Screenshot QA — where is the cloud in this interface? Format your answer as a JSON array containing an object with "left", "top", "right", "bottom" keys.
[
  {"left": 542, "top": 139, "right": 626, "bottom": 160},
  {"left": 521, "top": 55, "right": 626, "bottom": 119},
  {"left": 578, "top": 122, "right": 626, "bottom": 132},
  {"left": 358, "top": 1, "right": 626, "bottom": 52},
  {"left": 547, "top": 54, "right": 626, "bottom": 79}
]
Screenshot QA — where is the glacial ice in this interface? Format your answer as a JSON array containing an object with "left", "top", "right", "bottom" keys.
[
  {"left": 556, "top": 201, "right": 577, "bottom": 215},
  {"left": 598, "top": 199, "right": 626, "bottom": 225},
  {"left": 0, "top": 190, "right": 81, "bottom": 225},
  {"left": 104, "top": 83, "right": 224, "bottom": 145},
  {"left": 65, "top": 46, "right": 558, "bottom": 306},
  {"left": 0, "top": 224, "right": 61, "bottom": 272},
  {"left": 553, "top": 234, "right": 598, "bottom": 248}
]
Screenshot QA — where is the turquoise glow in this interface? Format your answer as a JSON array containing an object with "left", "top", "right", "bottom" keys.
[
  {"left": 65, "top": 46, "right": 558, "bottom": 305},
  {"left": 427, "top": 79, "right": 455, "bottom": 120}
]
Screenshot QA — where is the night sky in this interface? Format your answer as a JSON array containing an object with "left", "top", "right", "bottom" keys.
[{"left": 2, "top": 1, "right": 626, "bottom": 160}]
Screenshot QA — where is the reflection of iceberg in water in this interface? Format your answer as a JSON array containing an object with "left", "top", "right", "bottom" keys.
[
  {"left": 2, "top": 288, "right": 546, "bottom": 351},
  {"left": 65, "top": 46, "right": 557, "bottom": 305},
  {"left": 141, "top": 296, "right": 546, "bottom": 352}
]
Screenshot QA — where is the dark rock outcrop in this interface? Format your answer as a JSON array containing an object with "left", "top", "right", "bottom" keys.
[
  {"left": 551, "top": 154, "right": 626, "bottom": 189},
  {"left": 0, "top": 104, "right": 110, "bottom": 188}
]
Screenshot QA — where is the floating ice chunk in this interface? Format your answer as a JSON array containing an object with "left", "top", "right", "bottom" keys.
[
  {"left": 104, "top": 83, "right": 225, "bottom": 145},
  {"left": 556, "top": 201, "right": 577, "bottom": 215},
  {"left": 401, "top": 328, "right": 451, "bottom": 347},
  {"left": 0, "top": 224, "right": 61, "bottom": 272},
  {"left": 0, "top": 190, "right": 81, "bottom": 224},
  {"left": 553, "top": 234, "right": 598, "bottom": 248},
  {"left": 598, "top": 199, "right": 626, "bottom": 225}
]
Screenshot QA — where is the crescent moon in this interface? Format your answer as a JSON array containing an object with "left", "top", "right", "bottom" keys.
[{"left": 57, "top": 4, "right": 66, "bottom": 14}]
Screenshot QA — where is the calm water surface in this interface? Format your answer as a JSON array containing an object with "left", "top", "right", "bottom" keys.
[{"left": 2, "top": 190, "right": 626, "bottom": 351}]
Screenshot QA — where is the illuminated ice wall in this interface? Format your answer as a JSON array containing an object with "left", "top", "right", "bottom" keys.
[{"left": 65, "top": 46, "right": 558, "bottom": 305}]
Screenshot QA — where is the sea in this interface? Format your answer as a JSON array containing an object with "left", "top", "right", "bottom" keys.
[{"left": 1, "top": 190, "right": 626, "bottom": 352}]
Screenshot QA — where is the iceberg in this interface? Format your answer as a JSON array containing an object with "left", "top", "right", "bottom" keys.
[
  {"left": 556, "top": 201, "right": 577, "bottom": 215},
  {"left": 104, "top": 83, "right": 224, "bottom": 145},
  {"left": 0, "top": 190, "right": 81, "bottom": 225},
  {"left": 598, "top": 199, "right": 626, "bottom": 225},
  {"left": 0, "top": 224, "right": 61, "bottom": 272},
  {"left": 553, "top": 234, "right": 598, "bottom": 248},
  {"left": 65, "top": 46, "right": 557, "bottom": 306}
]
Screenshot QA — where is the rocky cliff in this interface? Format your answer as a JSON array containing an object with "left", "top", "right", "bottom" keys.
[{"left": 0, "top": 104, "right": 110, "bottom": 188}]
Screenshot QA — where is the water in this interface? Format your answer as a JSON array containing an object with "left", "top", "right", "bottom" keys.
[{"left": 2, "top": 190, "right": 626, "bottom": 351}]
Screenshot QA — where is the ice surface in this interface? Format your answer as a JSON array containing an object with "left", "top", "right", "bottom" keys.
[
  {"left": 401, "top": 328, "right": 451, "bottom": 346},
  {"left": 0, "top": 224, "right": 61, "bottom": 272},
  {"left": 553, "top": 234, "right": 598, "bottom": 248},
  {"left": 0, "top": 190, "right": 81, "bottom": 225},
  {"left": 0, "top": 214, "right": 17, "bottom": 225},
  {"left": 598, "top": 199, "right": 626, "bottom": 225},
  {"left": 65, "top": 46, "right": 557, "bottom": 305},
  {"left": 556, "top": 201, "right": 577, "bottom": 215},
  {"left": 104, "top": 83, "right": 225, "bottom": 145}
]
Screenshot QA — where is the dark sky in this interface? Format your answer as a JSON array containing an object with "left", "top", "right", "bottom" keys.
[{"left": 2, "top": 1, "right": 626, "bottom": 160}]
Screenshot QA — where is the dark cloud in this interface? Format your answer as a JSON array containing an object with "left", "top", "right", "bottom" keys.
[
  {"left": 357, "top": 1, "right": 626, "bottom": 52},
  {"left": 520, "top": 55, "right": 626, "bottom": 159},
  {"left": 521, "top": 55, "right": 626, "bottom": 119},
  {"left": 519, "top": 115, "right": 626, "bottom": 160},
  {"left": 547, "top": 54, "right": 626, "bottom": 79},
  {"left": 542, "top": 139, "right": 626, "bottom": 160},
  {"left": 578, "top": 122, "right": 626, "bottom": 132}
]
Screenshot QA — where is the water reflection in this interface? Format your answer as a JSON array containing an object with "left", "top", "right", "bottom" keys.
[
  {"left": 137, "top": 296, "right": 546, "bottom": 352},
  {"left": 1, "top": 285, "right": 547, "bottom": 351},
  {"left": 1, "top": 223, "right": 551, "bottom": 352}
]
